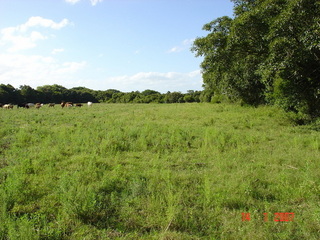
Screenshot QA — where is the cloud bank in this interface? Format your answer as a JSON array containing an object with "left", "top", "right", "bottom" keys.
[
  {"left": 0, "top": 53, "right": 86, "bottom": 88},
  {"left": 102, "top": 70, "right": 202, "bottom": 93},
  {"left": 0, "top": 17, "right": 86, "bottom": 89},
  {"left": 0, "top": 17, "right": 70, "bottom": 52}
]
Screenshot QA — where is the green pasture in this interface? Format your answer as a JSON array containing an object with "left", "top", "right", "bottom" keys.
[{"left": 0, "top": 103, "right": 319, "bottom": 239}]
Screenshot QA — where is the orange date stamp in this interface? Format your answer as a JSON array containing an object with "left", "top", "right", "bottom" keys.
[{"left": 242, "top": 212, "right": 294, "bottom": 222}]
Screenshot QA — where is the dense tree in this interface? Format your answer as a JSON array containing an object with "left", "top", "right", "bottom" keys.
[
  {"left": 19, "top": 85, "right": 40, "bottom": 103},
  {"left": 140, "top": 90, "right": 163, "bottom": 103},
  {"left": 192, "top": 0, "right": 320, "bottom": 117},
  {"left": 261, "top": 0, "right": 320, "bottom": 117},
  {"left": 0, "top": 84, "right": 18, "bottom": 103},
  {"left": 164, "top": 91, "right": 185, "bottom": 103},
  {"left": 70, "top": 87, "right": 98, "bottom": 103},
  {"left": 0, "top": 84, "right": 202, "bottom": 104},
  {"left": 37, "top": 84, "right": 68, "bottom": 103},
  {"left": 183, "top": 90, "right": 201, "bottom": 103},
  {"left": 141, "top": 89, "right": 161, "bottom": 96},
  {"left": 104, "top": 89, "right": 121, "bottom": 102},
  {"left": 192, "top": 17, "right": 234, "bottom": 101}
]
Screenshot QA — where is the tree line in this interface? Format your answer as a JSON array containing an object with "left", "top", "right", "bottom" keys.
[
  {"left": 0, "top": 84, "right": 201, "bottom": 104},
  {"left": 192, "top": 0, "right": 320, "bottom": 119}
]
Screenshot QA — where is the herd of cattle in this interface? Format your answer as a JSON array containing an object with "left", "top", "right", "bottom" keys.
[{"left": 0, "top": 101, "right": 93, "bottom": 109}]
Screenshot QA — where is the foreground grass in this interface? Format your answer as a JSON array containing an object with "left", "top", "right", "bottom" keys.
[{"left": 0, "top": 103, "right": 319, "bottom": 239}]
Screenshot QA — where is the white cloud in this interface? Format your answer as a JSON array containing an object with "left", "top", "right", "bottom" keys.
[
  {"left": 65, "top": 0, "right": 103, "bottom": 6},
  {"left": 65, "top": 0, "right": 81, "bottom": 4},
  {"left": 56, "top": 61, "right": 87, "bottom": 74},
  {"left": 168, "top": 46, "right": 182, "bottom": 53},
  {"left": 103, "top": 70, "right": 202, "bottom": 93},
  {"left": 182, "top": 39, "right": 195, "bottom": 45},
  {"left": 90, "top": 0, "right": 104, "bottom": 6},
  {"left": 1, "top": 29, "right": 46, "bottom": 52},
  {"left": 20, "top": 17, "right": 70, "bottom": 31},
  {"left": 0, "top": 17, "right": 86, "bottom": 90},
  {"left": 167, "top": 38, "right": 195, "bottom": 54},
  {"left": 51, "top": 48, "right": 65, "bottom": 54},
  {"left": 0, "top": 53, "right": 86, "bottom": 88},
  {"left": 0, "top": 17, "right": 70, "bottom": 52}
]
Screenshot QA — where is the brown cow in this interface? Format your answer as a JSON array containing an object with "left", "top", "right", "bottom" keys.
[
  {"left": 65, "top": 102, "right": 73, "bottom": 107},
  {"left": 61, "top": 101, "right": 73, "bottom": 108},
  {"left": 35, "top": 103, "right": 42, "bottom": 109}
]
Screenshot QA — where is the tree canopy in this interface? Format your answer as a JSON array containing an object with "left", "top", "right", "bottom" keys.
[
  {"left": 0, "top": 84, "right": 201, "bottom": 104},
  {"left": 192, "top": 0, "right": 320, "bottom": 118}
]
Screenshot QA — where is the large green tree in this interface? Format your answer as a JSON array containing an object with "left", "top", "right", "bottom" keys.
[
  {"left": 0, "top": 84, "right": 18, "bottom": 103},
  {"left": 37, "top": 84, "right": 68, "bottom": 103},
  {"left": 192, "top": 0, "right": 320, "bottom": 117},
  {"left": 192, "top": 16, "right": 234, "bottom": 102},
  {"left": 261, "top": 0, "right": 320, "bottom": 117},
  {"left": 19, "top": 85, "right": 40, "bottom": 103}
]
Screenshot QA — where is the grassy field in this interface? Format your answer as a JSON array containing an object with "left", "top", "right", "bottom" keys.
[{"left": 0, "top": 103, "right": 319, "bottom": 239}]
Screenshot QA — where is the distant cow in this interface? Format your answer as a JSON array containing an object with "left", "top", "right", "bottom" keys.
[
  {"left": 48, "top": 103, "right": 55, "bottom": 107},
  {"left": 61, "top": 101, "right": 73, "bottom": 108},
  {"left": 87, "top": 101, "right": 93, "bottom": 107},
  {"left": 3, "top": 104, "right": 13, "bottom": 109},
  {"left": 35, "top": 103, "right": 42, "bottom": 109},
  {"left": 65, "top": 102, "right": 73, "bottom": 107},
  {"left": 17, "top": 103, "right": 29, "bottom": 109},
  {"left": 27, "top": 103, "right": 35, "bottom": 108},
  {"left": 75, "top": 103, "right": 83, "bottom": 107}
]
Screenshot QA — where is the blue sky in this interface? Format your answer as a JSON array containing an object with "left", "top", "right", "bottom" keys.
[{"left": 0, "top": 0, "right": 234, "bottom": 93}]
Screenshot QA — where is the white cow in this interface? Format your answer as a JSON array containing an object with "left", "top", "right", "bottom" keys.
[
  {"left": 27, "top": 103, "right": 35, "bottom": 108},
  {"left": 87, "top": 101, "right": 93, "bottom": 107},
  {"left": 3, "top": 104, "right": 13, "bottom": 109}
]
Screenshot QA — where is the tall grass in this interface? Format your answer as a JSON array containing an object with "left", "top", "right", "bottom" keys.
[{"left": 0, "top": 103, "right": 319, "bottom": 239}]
